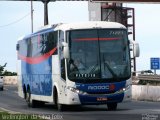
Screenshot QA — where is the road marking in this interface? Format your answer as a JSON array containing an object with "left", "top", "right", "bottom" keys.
[{"left": 0, "top": 107, "right": 21, "bottom": 114}]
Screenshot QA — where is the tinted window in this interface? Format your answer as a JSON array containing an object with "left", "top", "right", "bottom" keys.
[{"left": 67, "top": 29, "right": 131, "bottom": 83}]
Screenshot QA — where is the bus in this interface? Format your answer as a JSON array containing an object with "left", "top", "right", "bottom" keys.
[{"left": 17, "top": 21, "right": 139, "bottom": 111}]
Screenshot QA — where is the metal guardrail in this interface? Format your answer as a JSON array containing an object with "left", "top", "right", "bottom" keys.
[{"left": 138, "top": 74, "right": 160, "bottom": 82}]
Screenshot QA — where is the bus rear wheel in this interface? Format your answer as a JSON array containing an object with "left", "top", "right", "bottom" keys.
[
  {"left": 26, "top": 89, "right": 31, "bottom": 107},
  {"left": 107, "top": 103, "right": 117, "bottom": 111},
  {"left": 26, "top": 89, "right": 38, "bottom": 108}
]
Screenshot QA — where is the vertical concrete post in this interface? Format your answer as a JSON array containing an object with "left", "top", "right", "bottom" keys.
[
  {"left": 88, "top": 2, "right": 101, "bottom": 21},
  {"left": 88, "top": 2, "right": 122, "bottom": 22},
  {"left": 42, "top": 0, "right": 50, "bottom": 25}
]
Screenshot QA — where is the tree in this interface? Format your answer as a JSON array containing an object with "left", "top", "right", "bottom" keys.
[
  {"left": 0, "top": 63, "right": 17, "bottom": 76},
  {"left": 3, "top": 70, "right": 17, "bottom": 76},
  {"left": 0, "top": 63, "right": 7, "bottom": 76}
]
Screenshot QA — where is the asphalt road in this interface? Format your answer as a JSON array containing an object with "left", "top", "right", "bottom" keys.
[{"left": 0, "top": 85, "right": 160, "bottom": 120}]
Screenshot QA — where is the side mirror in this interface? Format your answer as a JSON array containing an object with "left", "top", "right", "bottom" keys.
[
  {"left": 130, "top": 40, "right": 140, "bottom": 57},
  {"left": 133, "top": 42, "right": 140, "bottom": 57},
  {"left": 62, "top": 42, "right": 69, "bottom": 59}
]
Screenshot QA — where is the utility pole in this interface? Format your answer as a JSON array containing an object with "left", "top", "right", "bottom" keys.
[
  {"left": 42, "top": 0, "right": 51, "bottom": 25},
  {"left": 31, "top": 0, "right": 34, "bottom": 33}
]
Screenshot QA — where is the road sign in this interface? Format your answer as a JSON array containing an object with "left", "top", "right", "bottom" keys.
[{"left": 150, "top": 58, "right": 160, "bottom": 70}]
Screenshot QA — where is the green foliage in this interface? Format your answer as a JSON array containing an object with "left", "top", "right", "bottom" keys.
[
  {"left": 3, "top": 70, "right": 17, "bottom": 76},
  {"left": 0, "top": 63, "right": 7, "bottom": 76},
  {"left": 0, "top": 63, "right": 17, "bottom": 76}
]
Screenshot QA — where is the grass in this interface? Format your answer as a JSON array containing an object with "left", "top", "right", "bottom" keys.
[{"left": 0, "top": 111, "right": 45, "bottom": 120}]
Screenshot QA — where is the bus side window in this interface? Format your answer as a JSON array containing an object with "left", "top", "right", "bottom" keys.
[{"left": 59, "top": 31, "right": 66, "bottom": 80}]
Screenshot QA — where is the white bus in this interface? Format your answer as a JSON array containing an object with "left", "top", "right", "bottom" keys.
[{"left": 17, "top": 21, "right": 139, "bottom": 111}]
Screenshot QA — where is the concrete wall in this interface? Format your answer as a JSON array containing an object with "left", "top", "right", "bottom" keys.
[
  {"left": 132, "top": 85, "right": 160, "bottom": 102},
  {"left": 2, "top": 76, "right": 160, "bottom": 102},
  {"left": 3, "top": 76, "right": 18, "bottom": 85}
]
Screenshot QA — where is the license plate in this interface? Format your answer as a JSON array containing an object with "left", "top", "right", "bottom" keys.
[{"left": 97, "top": 97, "right": 108, "bottom": 101}]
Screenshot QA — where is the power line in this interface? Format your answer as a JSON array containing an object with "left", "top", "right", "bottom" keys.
[{"left": 0, "top": 12, "right": 31, "bottom": 28}]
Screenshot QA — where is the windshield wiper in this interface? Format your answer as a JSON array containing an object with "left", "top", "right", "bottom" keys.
[
  {"left": 89, "top": 63, "right": 98, "bottom": 74},
  {"left": 104, "top": 61, "right": 118, "bottom": 80}
]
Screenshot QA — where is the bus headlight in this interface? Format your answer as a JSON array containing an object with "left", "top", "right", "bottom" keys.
[
  {"left": 123, "top": 84, "right": 131, "bottom": 91},
  {"left": 116, "top": 84, "right": 131, "bottom": 94},
  {"left": 67, "top": 86, "right": 87, "bottom": 95}
]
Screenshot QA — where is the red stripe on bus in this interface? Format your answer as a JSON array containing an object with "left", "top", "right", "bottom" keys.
[
  {"left": 18, "top": 47, "right": 57, "bottom": 64},
  {"left": 74, "top": 38, "right": 121, "bottom": 41}
]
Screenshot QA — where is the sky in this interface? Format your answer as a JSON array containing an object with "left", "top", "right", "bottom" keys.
[{"left": 0, "top": 1, "right": 160, "bottom": 73}]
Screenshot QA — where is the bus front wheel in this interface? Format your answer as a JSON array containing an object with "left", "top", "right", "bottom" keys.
[
  {"left": 56, "top": 93, "right": 65, "bottom": 111},
  {"left": 107, "top": 103, "right": 117, "bottom": 111}
]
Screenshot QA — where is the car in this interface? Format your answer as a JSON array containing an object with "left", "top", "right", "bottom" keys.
[{"left": 0, "top": 76, "right": 4, "bottom": 91}]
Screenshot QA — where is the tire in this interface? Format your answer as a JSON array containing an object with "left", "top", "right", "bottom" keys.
[
  {"left": 26, "top": 89, "right": 32, "bottom": 107},
  {"left": 23, "top": 92, "right": 26, "bottom": 99},
  {"left": 56, "top": 92, "right": 65, "bottom": 111},
  {"left": 23, "top": 86, "right": 27, "bottom": 99},
  {"left": 107, "top": 103, "right": 117, "bottom": 111},
  {"left": 26, "top": 88, "right": 38, "bottom": 108}
]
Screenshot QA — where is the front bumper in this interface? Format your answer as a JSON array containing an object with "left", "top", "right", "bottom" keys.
[
  {"left": 64, "top": 90, "right": 126, "bottom": 105},
  {"left": 64, "top": 86, "right": 131, "bottom": 105},
  {"left": 78, "top": 92, "right": 124, "bottom": 105}
]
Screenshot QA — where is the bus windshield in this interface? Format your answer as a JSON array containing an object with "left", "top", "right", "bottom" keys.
[{"left": 67, "top": 29, "right": 131, "bottom": 83}]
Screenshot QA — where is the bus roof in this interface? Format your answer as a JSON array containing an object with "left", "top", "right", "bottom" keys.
[
  {"left": 19, "top": 21, "right": 126, "bottom": 41},
  {"left": 55, "top": 21, "right": 126, "bottom": 31}
]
